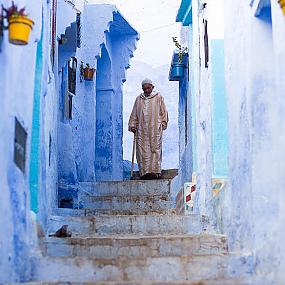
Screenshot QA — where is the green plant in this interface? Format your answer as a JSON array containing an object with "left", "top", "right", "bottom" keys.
[
  {"left": 80, "top": 62, "right": 95, "bottom": 71},
  {"left": 172, "top": 36, "right": 188, "bottom": 63},
  {"left": 2, "top": 1, "right": 27, "bottom": 19}
]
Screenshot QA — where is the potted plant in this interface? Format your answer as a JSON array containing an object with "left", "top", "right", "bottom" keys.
[
  {"left": 3, "top": 1, "right": 34, "bottom": 45},
  {"left": 80, "top": 62, "right": 96, "bottom": 82},
  {"left": 171, "top": 36, "right": 188, "bottom": 78}
]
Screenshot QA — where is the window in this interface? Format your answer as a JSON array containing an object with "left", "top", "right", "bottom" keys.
[
  {"left": 203, "top": 19, "right": 209, "bottom": 68},
  {"left": 76, "top": 13, "right": 81, "bottom": 48},
  {"left": 0, "top": 10, "right": 3, "bottom": 52},
  {"left": 68, "top": 57, "right": 77, "bottom": 95},
  {"left": 49, "top": 133, "right": 52, "bottom": 166},
  {"left": 51, "top": 0, "right": 57, "bottom": 68}
]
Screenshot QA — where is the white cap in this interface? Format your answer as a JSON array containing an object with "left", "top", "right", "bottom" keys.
[{"left": 141, "top": 78, "right": 153, "bottom": 86}]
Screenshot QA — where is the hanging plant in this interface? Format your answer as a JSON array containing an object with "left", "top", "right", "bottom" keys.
[
  {"left": 172, "top": 36, "right": 188, "bottom": 63},
  {"left": 170, "top": 37, "right": 188, "bottom": 79},
  {"left": 3, "top": 1, "right": 34, "bottom": 45},
  {"left": 80, "top": 62, "right": 96, "bottom": 82}
]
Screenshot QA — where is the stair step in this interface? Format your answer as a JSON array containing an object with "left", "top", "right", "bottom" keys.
[
  {"left": 79, "top": 180, "right": 171, "bottom": 197},
  {"left": 21, "top": 278, "right": 255, "bottom": 284},
  {"left": 33, "top": 254, "right": 253, "bottom": 282},
  {"left": 48, "top": 214, "right": 209, "bottom": 236},
  {"left": 55, "top": 208, "right": 177, "bottom": 216},
  {"left": 78, "top": 194, "right": 172, "bottom": 212},
  {"left": 43, "top": 234, "right": 228, "bottom": 258}
]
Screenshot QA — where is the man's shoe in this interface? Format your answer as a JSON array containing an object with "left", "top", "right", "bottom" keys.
[
  {"left": 140, "top": 173, "right": 149, "bottom": 180},
  {"left": 140, "top": 173, "right": 158, "bottom": 180},
  {"left": 149, "top": 173, "right": 158, "bottom": 179}
]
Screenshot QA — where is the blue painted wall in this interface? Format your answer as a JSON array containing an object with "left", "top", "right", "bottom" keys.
[
  {"left": 189, "top": 25, "right": 197, "bottom": 174},
  {"left": 0, "top": 3, "right": 139, "bottom": 282},
  {"left": 56, "top": 4, "right": 139, "bottom": 206},
  {"left": 0, "top": 1, "right": 43, "bottom": 282},
  {"left": 95, "top": 45, "right": 114, "bottom": 180},
  {"left": 171, "top": 1, "right": 195, "bottom": 197}
]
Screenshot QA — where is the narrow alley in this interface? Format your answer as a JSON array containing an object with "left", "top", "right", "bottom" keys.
[
  {"left": 38, "top": 178, "right": 252, "bottom": 284},
  {"left": 1, "top": 0, "right": 285, "bottom": 284}
]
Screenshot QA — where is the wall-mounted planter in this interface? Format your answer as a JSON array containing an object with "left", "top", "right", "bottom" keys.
[
  {"left": 80, "top": 61, "right": 96, "bottom": 82},
  {"left": 8, "top": 16, "right": 34, "bottom": 45},
  {"left": 169, "top": 62, "right": 187, "bottom": 81},
  {"left": 172, "top": 63, "right": 186, "bottom": 77},
  {"left": 83, "top": 68, "right": 95, "bottom": 81},
  {"left": 169, "top": 51, "right": 189, "bottom": 82}
]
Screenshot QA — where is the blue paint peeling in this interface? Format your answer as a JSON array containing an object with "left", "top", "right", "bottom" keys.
[
  {"left": 1, "top": 2, "right": 139, "bottom": 282},
  {"left": 8, "top": 170, "right": 30, "bottom": 281}
]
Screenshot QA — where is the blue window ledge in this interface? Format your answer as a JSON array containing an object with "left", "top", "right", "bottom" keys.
[
  {"left": 250, "top": 0, "right": 271, "bottom": 18},
  {"left": 176, "top": 0, "right": 192, "bottom": 26}
]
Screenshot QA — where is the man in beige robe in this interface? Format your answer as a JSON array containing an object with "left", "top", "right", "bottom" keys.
[{"left": 128, "top": 78, "right": 169, "bottom": 179}]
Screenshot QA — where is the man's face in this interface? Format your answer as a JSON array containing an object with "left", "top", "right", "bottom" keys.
[{"left": 142, "top": 83, "right": 154, "bottom": 95}]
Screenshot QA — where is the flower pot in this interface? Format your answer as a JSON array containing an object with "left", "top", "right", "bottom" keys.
[
  {"left": 171, "top": 63, "right": 187, "bottom": 80},
  {"left": 83, "top": 68, "right": 95, "bottom": 81},
  {"left": 8, "top": 16, "right": 34, "bottom": 45}
]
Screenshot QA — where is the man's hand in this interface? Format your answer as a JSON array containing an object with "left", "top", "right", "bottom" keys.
[{"left": 130, "top": 127, "right": 137, "bottom": 133}]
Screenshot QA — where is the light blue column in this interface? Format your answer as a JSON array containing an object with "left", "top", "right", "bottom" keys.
[
  {"left": 189, "top": 25, "right": 197, "bottom": 173},
  {"left": 29, "top": 30, "right": 43, "bottom": 214},
  {"left": 211, "top": 39, "right": 228, "bottom": 177}
]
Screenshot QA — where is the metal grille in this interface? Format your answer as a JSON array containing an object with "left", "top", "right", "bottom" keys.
[
  {"left": 0, "top": 9, "right": 4, "bottom": 52},
  {"left": 68, "top": 57, "right": 77, "bottom": 95},
  {"left": 51, "top": 0, "right": 57, "bottom": 67},
  {"left": 203, "top": 19, "right": 209, "bottom": 68},
  {"left": 76, "top": 13, "right": 81, "bottom": 48}
]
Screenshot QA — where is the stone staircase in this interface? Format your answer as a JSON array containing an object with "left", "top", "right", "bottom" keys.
[{"left": 32, "top": 179, "right": 255, "bottom": 284}]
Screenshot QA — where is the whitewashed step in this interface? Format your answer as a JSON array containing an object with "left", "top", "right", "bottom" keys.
[
  {"left": 78, "top": 180, "right": 171, "bottom": 197},
  {"left": 55, "top": 207, "right": 176, "bottom": 216},
  {"left": 43, "top": 234, "right": 228, "bottom": 258},
  {"left": 48, "top": 214, "right": 209, "bottom": 236},
  {"left": 20, "top": 278, "right": 258, "bottom": 285},
  {"left": 34, "top": 254, "right": 253, "bottom": 282},
  {"left": 78, "top": 194, "right": 172, "bottom": 213}
]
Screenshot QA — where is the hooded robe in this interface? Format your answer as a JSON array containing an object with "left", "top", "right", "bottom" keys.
[{"left": 128, "top": 91, "right": 168, "bottom": 176}]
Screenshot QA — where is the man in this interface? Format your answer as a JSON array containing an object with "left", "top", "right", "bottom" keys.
[{"left": 128, "top": 78, "right": 169, "bottom": 179}]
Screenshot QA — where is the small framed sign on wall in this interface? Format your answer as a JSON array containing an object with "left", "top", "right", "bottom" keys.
[{"left": 14, "top": 117, "right": 27, "bottom": 173}]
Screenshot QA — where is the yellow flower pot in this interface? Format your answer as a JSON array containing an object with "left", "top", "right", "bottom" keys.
[
  {"left": 83, "top": 68, "right": 96, "bottom": 81},
  {"left": 278, "top": 0, "right": 285, "bottom": 16},
  {"left": 8, "top": 16, "right": 34, "bottom": 45}
]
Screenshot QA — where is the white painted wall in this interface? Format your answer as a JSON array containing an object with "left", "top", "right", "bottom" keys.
[
  {"left": 0, "top": 0, "right": 43, "bottom": 282},
  {"left": 224, "top": 0, "right": 285, "bottom": 280}
]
